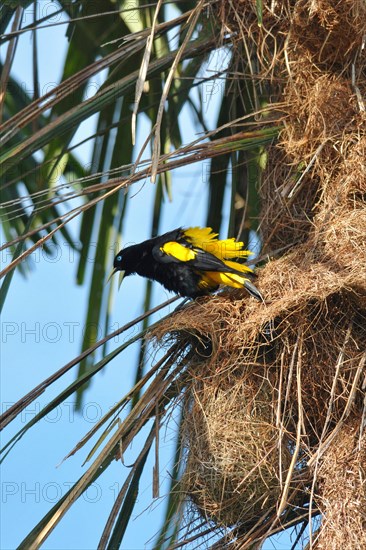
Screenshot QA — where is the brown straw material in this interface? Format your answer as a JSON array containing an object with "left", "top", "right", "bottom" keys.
[{"left": 150, "top": 1, "right": 366, "bottom": 547}]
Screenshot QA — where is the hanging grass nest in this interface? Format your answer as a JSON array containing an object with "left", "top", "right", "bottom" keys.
[
  {"left": 152, "top": 250, "right": 366, "bottom": 543},
  {"left": 151, "top": 0, "right": 366, "bottom": 546},
  {"left": 182, "top": 374, "right": 292, "bottom": 529},
  {"left": 314, "top": 420, "right": 366, "bottom": 549}
]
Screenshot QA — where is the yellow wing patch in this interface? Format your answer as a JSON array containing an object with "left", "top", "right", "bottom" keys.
[
  {"left": 224, "top": 260, "right": 253, "bottom": 273},
  {"left": 199, "top": 271, "right": 243, "bottom": 289},
  {"left": 201, "top": 271, "right": 247, "bottom": 289},
  {"left": 213, "top": 238, "right": 253, "bottom": 260},
  {"left": 183, "top": 227, "right": 218, "bottom": 245},
  {"left": 182, "top": 227, "right": 252, "bottom": 260},
  {"left": 161, "top": 241, "right": 196, "bottom": 262},
  {"left": 198, "top": 259, "right": 252, "bottom": 290}
]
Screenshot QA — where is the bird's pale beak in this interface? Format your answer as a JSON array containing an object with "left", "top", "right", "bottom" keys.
[
  {"left": 106, "top": 268, "right": 125, "bottom": 289},
  {"left": 117, "top": 270, "right": 125, "bottom": 289},
  {"left": 107, "top": 267, "right": 117, "bottom": 284}
]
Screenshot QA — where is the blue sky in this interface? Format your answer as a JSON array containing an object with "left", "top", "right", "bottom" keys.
[
  {"left": 1, "top": 5, "right": 296, "bottom": 549},
  {"left": 1, "top": 8, "right": 212, "bottom": 548}
]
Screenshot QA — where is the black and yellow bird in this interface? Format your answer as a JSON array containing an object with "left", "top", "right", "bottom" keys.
[{"left": 109, "top": 227, "right": 263, "bottom": 301}]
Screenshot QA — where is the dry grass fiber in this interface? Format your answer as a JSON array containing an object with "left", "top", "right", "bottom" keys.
[{"left": 151, "top": 0, "right": 366, "bottom": 547}]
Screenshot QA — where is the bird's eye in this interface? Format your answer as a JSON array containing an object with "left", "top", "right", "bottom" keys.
[{"left": 116, "top": 255, "right": 122, "bottom": 262}]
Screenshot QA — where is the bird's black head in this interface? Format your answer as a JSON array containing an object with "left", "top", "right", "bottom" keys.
[
  {"left": 113, "top": 248, "right": 131, "bottom": 275},
  {"left": 109, "top": 239, "right": 154, "bottom": 287},
  {"left": 113, "top": 250, "right": 125, "bottom": 271},
  {"left": 108, "top": 246, "right": 136, "bottom": 287},
  {"left": 113, "top": 243, "right": 146, "bottom": 276}
]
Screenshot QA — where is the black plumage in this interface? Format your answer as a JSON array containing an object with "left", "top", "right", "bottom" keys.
[{"left": 111, "top": 227, "right": 263, "bottom": 300}]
